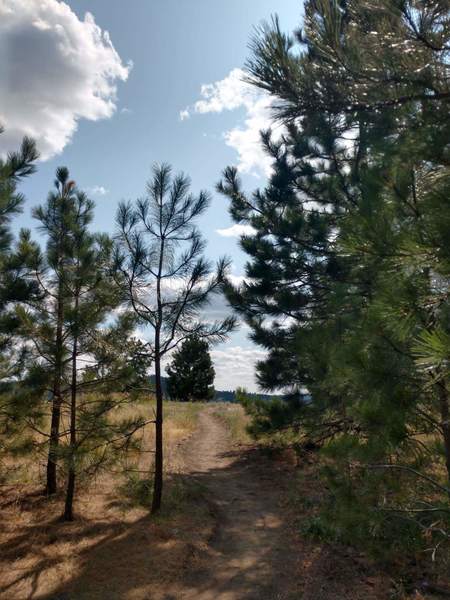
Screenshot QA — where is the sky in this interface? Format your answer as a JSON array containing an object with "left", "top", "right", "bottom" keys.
[{"left": 0, "top": 0, "right": 303, "bottom": 392}]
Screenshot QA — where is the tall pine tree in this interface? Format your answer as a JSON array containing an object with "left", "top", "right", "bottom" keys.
[
  {"left": 116, "top": 163, "right": 236, "bottom": 513},
  {"left": 0, "top": 130, "right": 38, "bottom": 381},
  {"left": 0, "top": 130, "right": 38, "bottom": 476}
]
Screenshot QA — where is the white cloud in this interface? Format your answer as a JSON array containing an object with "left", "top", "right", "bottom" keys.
[
  {"left": 0, "top": 0, "right": 131, "bottom": 160},
  {"left": 158, "top": 342, "right": 265, "bottom": 393},
  {"left": 154, "top": 343, "right": 264, "bottom": 393},
  {"left": 87, "top": 185, "right": 108, "bottom": 196},
  {"left": 216, "top": 224, "right": 255, "bottom": 238},
  {"left": 211, "top": 346, "right": 267, "bottom": 392},
  {"left": 181, "top": 68, "right": 283, "bottom": 177},
  {"left": 190, "top": 68, "right": 255, "bottom": 114}
]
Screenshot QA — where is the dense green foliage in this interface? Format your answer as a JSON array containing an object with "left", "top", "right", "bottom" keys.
[
  {"left": 0, "top": 131, "right": 38, "bottom": 383},
  {"left": 167, "top": 335, "right": 215, "bottom": 402},
  {"left": 0, "top": 131, "right": 39, "bottom": 477},
  {"left": 220, "top": 0, "right": 450, "bottom": 563}
]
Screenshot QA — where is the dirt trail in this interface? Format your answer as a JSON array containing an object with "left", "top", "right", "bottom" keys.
[
  {"left": 166, "top": 407, "right": 298, "bottom": 600},
  {"left": 0, "top": 405, "right": 392, "bottom": 599}
]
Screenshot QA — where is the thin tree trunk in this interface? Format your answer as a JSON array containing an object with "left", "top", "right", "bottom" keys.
[
  {"left": 151, "top": 337, "right": 163, "bottom": 514},
  {"left": 151, "top": 205, "right": 165, "bottom": 514},
  {"left": 64, "top": 470, "right": 76, "bottom": 521},
  {"left": 437, "top": 380, "right": 450, "bottom": 485},
  {"left": 46, "top": 286, "right": 64, "bottom": 495},
  {"left": 63, "top": 300, "right": 78, "bottom": 521}
]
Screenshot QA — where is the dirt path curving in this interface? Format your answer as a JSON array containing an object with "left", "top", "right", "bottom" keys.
[
  {"left": 166, "top": 407, "right": 299, "bottom": 600},
  {"left": 5, "top": 404, "right": 391, "bottom": 599}
]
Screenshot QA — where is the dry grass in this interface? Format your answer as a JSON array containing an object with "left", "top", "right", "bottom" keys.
[
  {"left": 0, "top": 398, "right": 210, "bottom": 600},
  {"left": 210, "top": 403, "right": 251, "bottom": 445}
]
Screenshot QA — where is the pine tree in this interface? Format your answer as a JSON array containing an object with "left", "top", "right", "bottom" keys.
[
  {"left": 60, "top": 200, "right": 131, "bottom": 520},
  {"left": 115, "top": 163, "right": 236, "bottom": 513},
  {"left": 29, "top": 167, "right": 80, "bottom": 495},
  {"left": 0, "top": 130, "right": 38, "bottom": 380},
  {"left": 0, "top": 130, "right": 38, "bottom": 474},
  {"left": 166, "top": 335, "right": 215, "bottom": 402},
  {"left": 217, "top": 125, "right": 342, "bottom": 397},
  {"left": 222, "top": 0, "right": 450, "bottom": 556},
  {"left": 16, "top": 169, "right": 150, "bottom": 516}
]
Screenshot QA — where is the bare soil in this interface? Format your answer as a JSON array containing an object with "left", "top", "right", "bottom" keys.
[
  {"left": 162, "top": 407, "right": 391, "bottom": 600},
  {"left": 0, "top": 404, "right": 433, "bottom": 599},
  {"left": 163, "top": 407, "right": 300, "bottom": 599}
]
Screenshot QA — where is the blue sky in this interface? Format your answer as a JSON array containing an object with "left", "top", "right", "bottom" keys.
[{"left": 0, "top": 0, "right": 303, "bottom": 391}]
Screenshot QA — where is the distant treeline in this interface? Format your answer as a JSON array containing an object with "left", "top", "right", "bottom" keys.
[
  {"left": 213, "top": 389, "right": 282, "bottom": 403},
  {"left": 150, "top": 376, "right": 281, "bottom": 403}
]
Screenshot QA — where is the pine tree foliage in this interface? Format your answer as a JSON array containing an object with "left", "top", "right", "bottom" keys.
[
  {"left": 217, "top": 125, "right": 343, "bottom": 394},
  {"left": 0, "top": 130, "right": 38, "bottom": 380},
  {"left": 167, "top": 335, "right": 215, "bottom": 402},
  {"left": 220, "top": 0, "right": 450, "bottom": 560},
  {"left": 0, "top": 130, "right": 38, "bottom": 476},
  {"left": 246, "top": 0, "right": 450, "bottom": 119},
  {"left": 60, "top": 200, "right": 150, "bottom": 520},
  {"left": 0, "top": 129, "right": 38, "bottom": 258}
]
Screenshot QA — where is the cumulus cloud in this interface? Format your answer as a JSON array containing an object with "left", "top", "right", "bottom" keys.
[
  {"left": 216, "top": 224, "right": 255, "bottom": 238},
  {"left": 210, "top": 346, "right": 267, "bottom": 392},
  {"left": 156, "top": 344, "right": 264, "bottom": 393},
  {"left": 188, "top": 68, "right": 255, "bottom": 115},
  {"left": 181, "top": 68, "right": 283, "bottom": 178},
  {"left": 0, "top": 0, "right": 131, "bottom": 160}
]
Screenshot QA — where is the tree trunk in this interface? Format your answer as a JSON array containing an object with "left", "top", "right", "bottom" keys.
[
  {"left": 63, "top": 313, "right": 78, "bottom": 521},
  {"left": 46, "top": 396, "right": 61, "bottom": 495},
  {"left": 64, "top": 470, "right": 76, "bottom": 521},
  {"left": 437, "top": 380, "right": 450, "bottom": 485},
  {"left": 151, "top": 340, "right": 163, "bottom": 514},
  {"left": 151, "top": 225, "right": 165, "bottom": 515},
  {"left": 46, "top": 288, "right": 64, "bottom": 495}
]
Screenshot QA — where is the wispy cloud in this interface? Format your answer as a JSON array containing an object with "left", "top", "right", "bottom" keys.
[
  {"left": 87, "top": 185, "right": 109, "bottom": 196},
  {"left": 0, "top": 0, "right": 131, "bottom": 160},
  {"left": 216, "top": 224, "right": 255, "bottom": 238},
  {"left": 181, "top": 68, "right": 284, "bottom": 178}
]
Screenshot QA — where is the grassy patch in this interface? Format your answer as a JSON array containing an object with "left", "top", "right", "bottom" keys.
[
  {"left": 119, "top": 472, "right": 207, "bottom": 518},
  {"left": 0, "top": 399, "right": 211, "bottom": 599},
  {"left": 210, "top": 403, "right": 251, "bottom": 444}
]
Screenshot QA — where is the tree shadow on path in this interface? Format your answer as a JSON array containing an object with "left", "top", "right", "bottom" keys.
[
  {"left": 1, "top": 409, "right": 390, "bottom": 600},
  {"left": 31, "top": 447, "right": 298, "bottom": 600}
]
